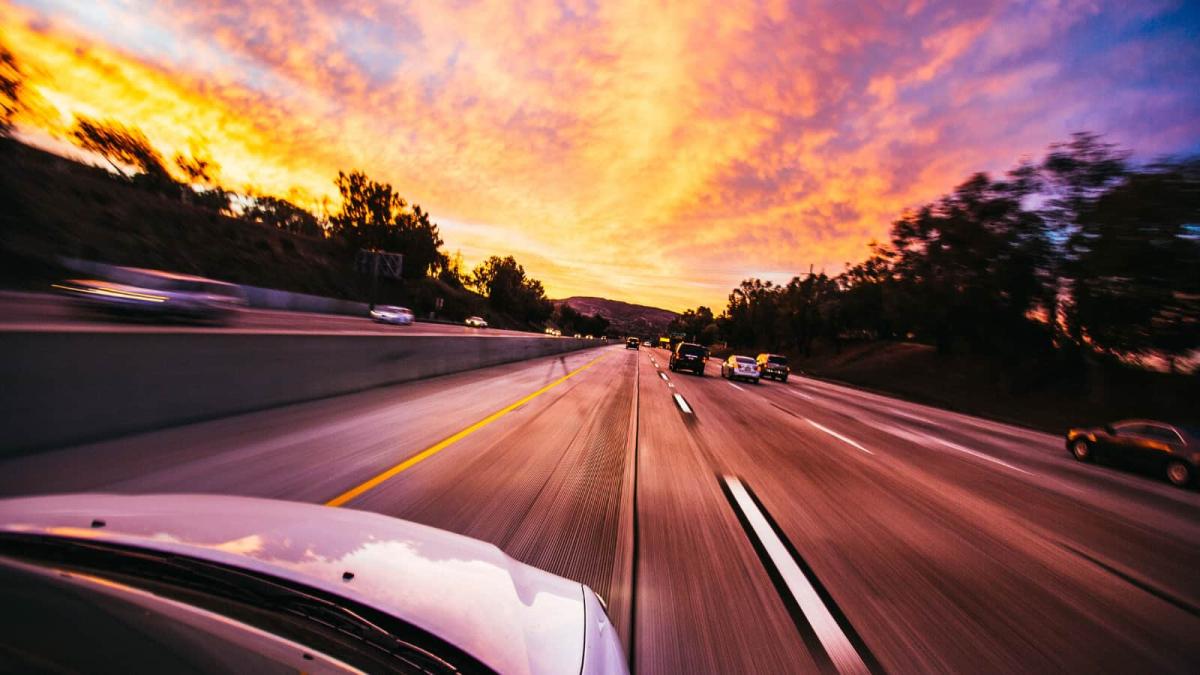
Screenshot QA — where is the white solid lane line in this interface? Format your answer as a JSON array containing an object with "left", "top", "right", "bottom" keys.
[
  {"left": 792, "top": 389, "right": 815, "bottom": 401},
  {"left": 723, "top": 476, "right": 871, "bottom": 675},
  {"left": 728, "top": 381, "right": 746, "bottom": 392},
  {"left": 931, "top": 436, "right": 1033, "bottom": 475},
  {"left": 875, "top": 422, "right": 1032, "bottom": 476},
  {"left": 886, "top": 408, "right": 936, "bottom": 425},
  {"left": 673, "top": 393, "right": 693, "bottom": 414},
  {"left": 805, "top": 419, "right": 874, "bottom": 455}
]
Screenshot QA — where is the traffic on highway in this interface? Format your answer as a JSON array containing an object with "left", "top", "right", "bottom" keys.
[
  {"left": 2, "top": 1, "right": 1198, "bottom": 672},
  {"left": 2, "top": 341, "right": 1197, "bottom": 672}
]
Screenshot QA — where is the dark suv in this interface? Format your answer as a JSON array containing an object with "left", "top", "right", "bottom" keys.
[
  {"left": 626, "top": 337, "right": 640, "bottom": 349},
  {"left": 756, "top": 353, "right": 790, "bottom": 382},
  {"left": 669, "top": 342, "right": 707, "bottom": 376}
]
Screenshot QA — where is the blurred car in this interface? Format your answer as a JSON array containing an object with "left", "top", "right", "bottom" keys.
[
  {"left": 657, "top": 337, "right": 671, "bottom": 350},
  {"left": 1065, "top": 417, "right": 1195, "bottom": 485},
  {"left": 1066, "top": 419, "right": 1198, "bottom": 487},
  {"left": 756, "top": 353, "right": 790, "bottom": 382},
  {"left": 626, "top": 337, "right": 640, "bottom": 350},
  {"left": 544, "top": 327, "right": 562, "bottom": 336},
  {"left": 722, "top": 355, "right": 760, "bottom": 383},
  {"left": 55, "top": 270, "right": 247, "bottom": 324},
  {"left": 574, "top": 333, "right": 583, "bottom": 338},
  {"left": 464, "top": 315, "right": 488, "bottom": 328},
  {"left": 369, "top": 305, "right": 414, "bottom": 325},
  {"left": 669, "top": 342, "right": 707, "bottom": 376},
  {"left": 0, "top": 494, "right": 628, "bottom": 674}
]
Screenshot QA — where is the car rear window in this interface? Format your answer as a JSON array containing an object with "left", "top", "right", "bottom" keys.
[
  {"left": 767, "top": 356, "right": 788, "bottom": 365},
  {"left": 736, "top": 356, "right": 755, "bottom": 364},
  {"left": 679, "top": 345, "right": 705, "bottom": 356}
]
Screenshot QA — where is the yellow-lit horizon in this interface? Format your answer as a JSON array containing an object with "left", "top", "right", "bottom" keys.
[{"left": 3, "top": 0, "right": 1197, "bottom": 313}]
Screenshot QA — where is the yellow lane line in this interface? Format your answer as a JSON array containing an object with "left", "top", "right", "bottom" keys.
[{"left": 325, "top": 353, "right": 607, "bottom": 507}]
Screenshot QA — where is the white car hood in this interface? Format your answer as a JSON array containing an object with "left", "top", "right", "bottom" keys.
[{"left": 0, "top": 494, "right": 586, "bottom": 675}]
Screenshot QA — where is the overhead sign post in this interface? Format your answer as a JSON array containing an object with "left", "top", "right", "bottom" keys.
[{"left": 356, "top": 250, "right": 404, "bottom": 311}]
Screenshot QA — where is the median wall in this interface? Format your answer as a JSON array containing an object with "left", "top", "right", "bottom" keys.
[{"left": 0, "top": 331, "right": 595, "bottom": 454}]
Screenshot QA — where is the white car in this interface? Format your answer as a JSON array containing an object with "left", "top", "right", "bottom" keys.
[
  {"left": 465, "top": 315, "right": 488, "bottom": 328},
  {"left": 56, "top": 269, "right": 247, "bottom": 324},
  {"left": 369, "top": 304, "right": 414, "bottom": 325},
  {"left": 722, "top": 355, "right": 761, "bottom": 383},
  {"left": 0, "top": 494, "right": 628, "bottom": 674}
]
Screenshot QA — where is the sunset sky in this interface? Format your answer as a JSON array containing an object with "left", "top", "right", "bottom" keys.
[{"left": 3, "top": 1, "right": 1198, "bottom": 311}]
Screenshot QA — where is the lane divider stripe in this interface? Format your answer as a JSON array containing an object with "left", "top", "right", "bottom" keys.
[
  {"left": 673, "top": 393, "right": 693, "bottom": 414},
  {"left": 806, "top": 419, "right": 874, "bottom": 455},
  {"left": 325, "top": 354, "right": 606, "bottom": 507},
  {"left": 722, "top": 476, "right": 872, "bottom": 675}
]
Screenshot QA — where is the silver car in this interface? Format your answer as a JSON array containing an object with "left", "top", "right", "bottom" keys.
[
  {"left": 465, "top": 316, "right": 488, "bottom": 328},
  {"left": 0, "top": 494, "right": 628, "bottom": 674},
  {"left": 370, "top": 305, "right": 415, "bottom": 325},
  {"left": 722, "top": 355, "right": 761, "bottom": 383}
]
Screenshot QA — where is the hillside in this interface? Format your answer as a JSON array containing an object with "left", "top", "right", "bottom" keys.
[
  {"left": 555, "top": 296, "right": 677, "bottom": 337},
  {"left": 0, "top": 138, "right": 537, "bottom": 329}
]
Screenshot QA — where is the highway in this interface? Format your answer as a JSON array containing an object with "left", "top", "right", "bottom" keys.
[
  {"left": 0, "top": 291, "right": 547, "bottom": 337},
  {"left": 1, "top": 344, "right": 1197, "bottom": 673}
]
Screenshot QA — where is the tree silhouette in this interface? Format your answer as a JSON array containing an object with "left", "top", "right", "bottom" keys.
[
  {"left": 0, "top": 46, "right": 21, "bottom": 135},
  {"left": 1068, "top": 160, "right": 1200, "bottom": 370},
  {"left": 471, "top": 255, "right": 552, "bottom": 323},
  {"left": 69, "top": 116, "right": 174, "bottom": 191},
  {"left": 328, "top": 170, "right": 447, "bottom": 278},
  {"left": 244, "top": 195, "right": 324, "bottom": 238}
]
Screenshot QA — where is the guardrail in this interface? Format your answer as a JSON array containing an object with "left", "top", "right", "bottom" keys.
[{"left": 0, "top": 331, "right": 597, "bottom": 454}]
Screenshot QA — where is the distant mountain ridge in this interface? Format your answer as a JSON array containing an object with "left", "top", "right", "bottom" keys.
[{"left": 554, "top": 296, "right": 677, "bottom": 337}]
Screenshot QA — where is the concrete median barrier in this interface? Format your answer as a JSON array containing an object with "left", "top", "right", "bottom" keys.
[{"left": 0, "top": 331, "right": 596, "bottom": 454}]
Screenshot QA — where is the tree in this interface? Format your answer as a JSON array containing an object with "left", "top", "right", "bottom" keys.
[
  {"left": 471, "top": 255, "right": 552, "bottom": 324},
  {"left": 1068, "top": 160, "right": 1200, "bottom": 369},
  {"left": 669, "top": 306, "right": 717, "bottom": 344},
  {"left": 392, "top": 204, "right": 448, "bottom": 279},
  {"left": 174, "top": 148, "right": 219, "bottom": 185},
  {"left": 551, "top": 303, "right": 610, "bottom": 336},
  {"left": 439, "top": 249, "right": 468, "bottom": 287},
  {"left": 329, "top": 170, "right": 447, "bottom": 278},
  {"left": 69, "top": 117, "right": 172, "bottom": 185},
  {"left": 244, "top": 195, "right": 324, "bottom": 237},
  {"left": 329, "top": 170, "right": 406, "bottom": 250},
  {"left": 1038, "top": 132, "right": 1130, "bottom": 341},
  {"left": 836, "top": 243, "right": 899, "bottom": 340},
  {"left": 890, "top": 171, "right": 1052, "bottom": 355},
  {"left": 1, "top": 46, "right": 21, "bottom": 135}
]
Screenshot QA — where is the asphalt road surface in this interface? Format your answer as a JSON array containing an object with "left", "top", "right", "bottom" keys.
[
  {"left": 2, "top": 344, "right": 1197, "bottom": 673},
  {"left": 0, "top": 291, "right": 548, "bottom": 337}
]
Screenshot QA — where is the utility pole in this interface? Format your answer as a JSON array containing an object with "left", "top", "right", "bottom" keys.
[{"left": 369, "top": 254, "right": 380, "bottom": 312}]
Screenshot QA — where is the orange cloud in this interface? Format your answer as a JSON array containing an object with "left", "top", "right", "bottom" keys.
[{"left": 2, "top": 0, "right": 1197, "bottom": 312}]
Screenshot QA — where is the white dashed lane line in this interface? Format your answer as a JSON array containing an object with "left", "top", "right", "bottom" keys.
[
  {"left": 875, "top": 422, "right": 1032, "bottom": 475},
  {"left": 728, "top": 381, "right": 746, "bottom": 392},
  {"left": 722, "top": 476, "right": 872, "bottom": 675},
  {"left": 805, "top": 418, "right": 874, "bottom": 455},
  {"left": 673, "top": 393, "right": 693, "bottom": 414}
]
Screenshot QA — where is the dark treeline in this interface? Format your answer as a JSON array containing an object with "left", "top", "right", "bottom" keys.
[{"left": 673, "top": 134, "right": 1200, "bottom": 376}]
